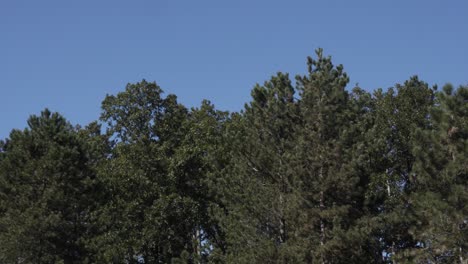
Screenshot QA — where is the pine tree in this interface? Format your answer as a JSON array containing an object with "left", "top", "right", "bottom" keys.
[
  {"left": 219, "top": 72, "right": 305, "bottom": 263},
  {"left": 362, "top": 76, "right": 436, "bottom": 263},
  {"left": 336, "top": 86, "right": 386, "bottom": 263},
  {"left": 0, "top": 109, "right": 105, "bottom": 263},
  {"left": 295, "top": 49, "right": 366, "bottom": 263},
  {"left": 408, "top": 84, "right": 467, "bottom": 263},
  {"left": 172, "top": 100, "right": 230, "bottom": 263}
]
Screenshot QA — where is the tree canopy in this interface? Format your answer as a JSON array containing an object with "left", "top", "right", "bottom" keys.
[{"left": 0, "top": 50, "right": 466, "bottom": 263}]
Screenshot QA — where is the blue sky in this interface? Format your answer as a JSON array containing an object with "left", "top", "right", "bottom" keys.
[{"left": 1, "top": 0, "right": 467, "bottom": 139}]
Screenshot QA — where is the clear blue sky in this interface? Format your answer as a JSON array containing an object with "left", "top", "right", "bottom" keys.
[{"left": 1, "top": 0, "right": 467, "bottom": 139}]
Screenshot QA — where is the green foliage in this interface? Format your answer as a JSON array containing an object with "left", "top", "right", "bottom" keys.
[
  {"left": 294, "top": 49, "right": 370, "bottom": 263},
  {"left": 0, "top": 110, "right": 106, "bottom": 263},
  {"left": 358, "top": 76, "right": 437, "bottom": 263},
  {"left": 1, "top": 52, "right": 466, "bottom": 263},
  {"left": 406, "top": 85, "right": 468, "bottom": 263},
  {"left": 219, "top": 72, "right": 304, "bottom": 262},
  {"left": 93, "top": 80, "right": 230, "bottom": 263}
]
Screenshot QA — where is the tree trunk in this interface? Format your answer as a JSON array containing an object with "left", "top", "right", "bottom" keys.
[
  {"left": 459, "top": 246, "right": 464, "bottom": 264},
  {"left": 193, "top": 228, "right": 201, "bottom": 263},
  {"left": 319, "top": 166, "right": 325, "bottom": 264}
]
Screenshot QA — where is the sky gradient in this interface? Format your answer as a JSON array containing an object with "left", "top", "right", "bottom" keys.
[{"left": 1, "top": 0, "right": 467, "bottom": 139}]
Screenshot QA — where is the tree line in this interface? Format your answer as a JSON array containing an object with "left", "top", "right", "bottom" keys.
[{"left": 0, "top": 49, "right": 466, "bottom": 263}]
